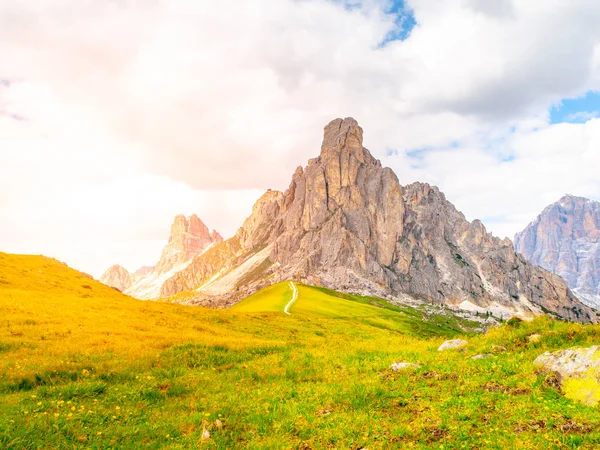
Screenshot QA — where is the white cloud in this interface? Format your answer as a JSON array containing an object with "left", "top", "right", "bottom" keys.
[
  {"left": 386, "top": 118, "right": 600, "bottom": 240},
  {"left": 0, "top": 78, "right": 264, "bottom": 275},
  {"left": 564, "top": 111, "right": 600, "bottom": 122},
  {"left": 1, "top": 0, "right": 600, "bottom": 276}
]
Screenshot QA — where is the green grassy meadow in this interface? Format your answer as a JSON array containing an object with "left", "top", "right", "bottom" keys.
[{"left": 1, "top": 253, "right": 600, "bottom": 449}]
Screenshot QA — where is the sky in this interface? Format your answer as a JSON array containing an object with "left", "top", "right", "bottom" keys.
[{"left": 1, "top": 0, "right": 600, "bottom": 278}]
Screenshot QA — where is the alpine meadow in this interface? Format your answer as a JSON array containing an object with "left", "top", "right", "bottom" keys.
[{"left": 3, "top": 253, "right": 600, "bottom": 449}]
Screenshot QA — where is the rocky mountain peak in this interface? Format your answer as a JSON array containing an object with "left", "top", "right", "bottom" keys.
[
  {"left": 320, "top": 117, "right": 380, "bottom": 170},
  {"left": 170, "top": 214, "right": 189, "bottom": 240},
  {"left": 559, "top": 194, "right": 588, "bottom": 204},
  {"left": 515, "top": 195, "right": 600, "bottom": 309},
  {"left": 101, "top": 213, "right": 223, "bottom": 299},
  {"left": 271, "top": 117, "right": 403, "bottom": 269},
  {"left": 157, "top": 214, "right": 222, "bottom": 275},
  {"left": 100, "top": 264, "right": 134, "bottom": 292},
  {"left": 169, "top": 214, "right": 212, "bottom": 242},
  {"left": 321, "top": 118, "right": 362, "bottom": 155},
  {"left": 189, "top": 214, "right": 211, "bottom": 238}
]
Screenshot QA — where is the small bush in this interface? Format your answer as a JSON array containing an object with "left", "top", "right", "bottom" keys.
[{"left": 507, "top": 317, "right": 523, "bottom": 328}]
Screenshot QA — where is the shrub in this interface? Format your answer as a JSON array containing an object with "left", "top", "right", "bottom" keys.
[{"left": 507, "top": 316, "right": 523, "bottom": 328}]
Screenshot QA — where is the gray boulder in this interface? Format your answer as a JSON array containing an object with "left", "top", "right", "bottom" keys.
[
  {"left": 390, "top": 362, "right": 420, "bottom": 371},
  {"left": 438, "top": 340, "right": 468, "bottom": 351},
  {"left": 534, "top": 346, "right": 600, "bottom": 405}
]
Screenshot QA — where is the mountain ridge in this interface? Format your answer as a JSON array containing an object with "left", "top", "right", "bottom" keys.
[
  {"left": 515, "top": 194, "right": 600, "bottom": 309},
  {"left": 159, "top": 118, "right": 596, "bottom": 323}
]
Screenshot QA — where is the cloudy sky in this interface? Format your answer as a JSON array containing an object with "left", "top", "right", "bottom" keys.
[{"left": 1, "top": 0, "right": 600, "bottom": 278}]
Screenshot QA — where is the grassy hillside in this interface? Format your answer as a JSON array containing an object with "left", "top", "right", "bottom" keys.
[
  {"left": 2, "top": 253, "right": 600, "bottom": 449},
  {"left": 234, "top": 282, "right": 481, "bottom": 337},
  {"left": 231, "top": 282, "right": 291, "bottom": 313}
]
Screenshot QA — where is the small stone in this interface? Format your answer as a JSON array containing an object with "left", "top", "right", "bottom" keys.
[
  {"left": 201, "top": 429, "right": 210, "bottom": 441},
  {"left": 438, "top": 340, "right": 468, "bottom": 351},
  {"left": 315, "top": 407, "right": 332, "bottom": 417},
  {"left": 390, "top": 362, "right": 420, "bottom": 371},
  {"left": 528, "top": 334, "right": 542, "bottom": 343},
  {"left": 471, "top": 354, "right": 494, "bottom": 360},
  {"left": 214, "top": 419, "right": 223, "bottom": 429}
]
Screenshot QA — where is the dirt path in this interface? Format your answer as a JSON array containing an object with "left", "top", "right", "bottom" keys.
[{"left": 284, "top": 281, "right": 298, "bottom": 315}]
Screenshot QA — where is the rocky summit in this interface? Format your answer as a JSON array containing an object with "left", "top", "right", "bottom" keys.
[
  {"left": 160, "top": 118, "right": 597, "bottom": 324},
  {"left": 100, "top": 264, "right": 134, "bottom": 292},
  {"left": 100, "top": 214, "right": 222, "bottom": 299},
  {"left": 515, "top": 195, "right": 600, "bottom": 309},
  {"left": 154, "top": 214, "right": 223, "bottom": 275}
]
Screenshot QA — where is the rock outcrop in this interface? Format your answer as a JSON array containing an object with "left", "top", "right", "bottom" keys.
[
  {"left": 534, "top": 346, "right": 600, "bottom": 405},
  {"left": 515, "top": 195, "right": 600, "bottom": 309},
  {"left": 100, "top": 214, "right": 222, "bottom": 299},
  {"left": 161, "top": 118, "right": 597, "bottom": 324}
]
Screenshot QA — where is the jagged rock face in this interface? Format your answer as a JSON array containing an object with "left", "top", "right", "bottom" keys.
[
  {"left": 154, "top": 214, "right": 223, "bottom": 275},
  {"left": 163, "top": 118, "right": 596, "bottom": 323},
  {"left": 100, "top": 214, "right": 223, "bottom": 299},
  {"left": 269, "top": 118, "right": 404, "bottom": 288},
  {"left": 237, "top": 190, "right": 284, "bottom": 252},
  {"left": 396, "top": 184, "right": 593, "bottom": 323},
  {"left": 164, "top": 119, "right": 404, "bottom": 304},
  {"left": 100, "top": 264, "right": 134, "bottom": 292},
  {"left": 515, "top": 196, "right": 600, "bottom": 309},
  {"left": 160, "top": 237, "right": 242, "bottom": 298},
  {"left": 210, "top": 230, "right": 223, "bottom": 242}
]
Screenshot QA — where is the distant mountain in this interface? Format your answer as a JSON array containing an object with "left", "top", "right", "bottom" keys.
[
  {"left": 159, "top": 118, "right": 596, "bottom": 323},
  {"left": 100, "top": 264, "right": 134, "bottom": 292},
  {"left": 515, "top": 195, "right": 600, "bottom": 309},
  {"left": 100, "top": 214, "right": 222, "bottom": 299}
]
